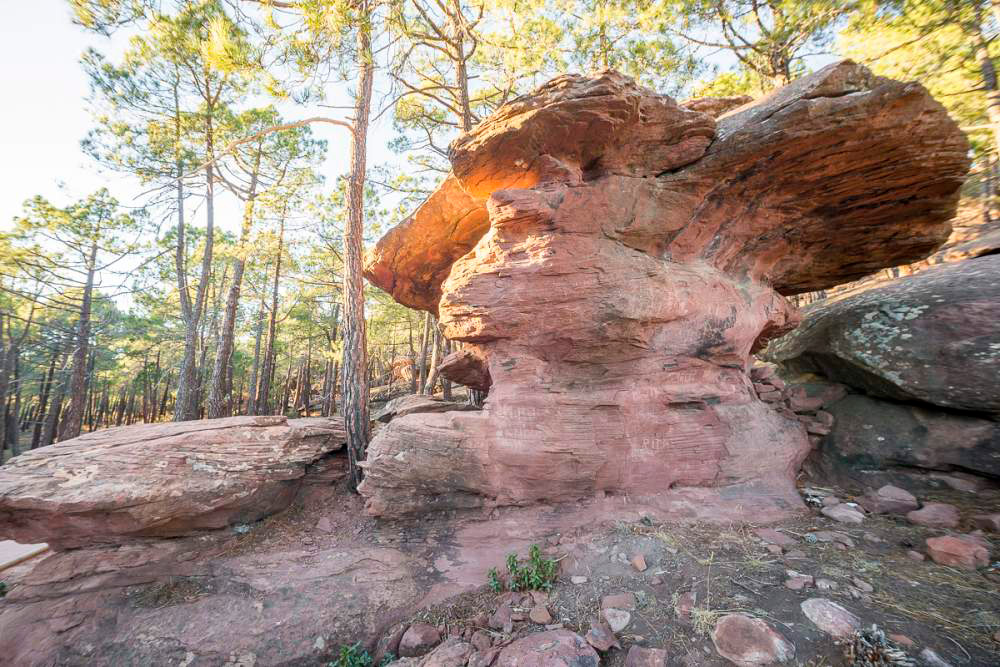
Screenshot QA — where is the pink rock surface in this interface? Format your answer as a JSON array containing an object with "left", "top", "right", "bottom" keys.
[
  {"left": 0, "top": 416, "right": 345, "bottom": 549},
  {"left": 496, "top": 629, "right": 599, "bottom": 666},
  {"left": 711, "top": 613, "right": 795, "bottom": 665},
  {"left": 361, "top": 63, "right": 968, "bottom": 518},
  {"left": 926, "top": 535, "right": 990, "bottom": 569},
  {"left": 907, "top": 503, "right": 960, "bottom": 529},
  {"left": 625, "top": 645, "right": 669, "bottom": 667},
  {"left": 859, "top": 485, "right": 919, "bottom": 515},
  {"left": 800, "top": 598, "right": 861, "bottom": 639}
]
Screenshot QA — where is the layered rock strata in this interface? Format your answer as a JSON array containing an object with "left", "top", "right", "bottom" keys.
[
  {"left": 0, "top": 416, "right": 346, "bottom": 548},
  {"left": 361, "top": 61, "right": 970, "bottom": 518}
]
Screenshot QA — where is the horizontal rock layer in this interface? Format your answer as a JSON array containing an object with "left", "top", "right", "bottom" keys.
[
  {"left": 0, "top": 416, "right": 346, "bottom": 549},
  {"left": 360, "top": 62, "right": 969, "bottom": 518}
]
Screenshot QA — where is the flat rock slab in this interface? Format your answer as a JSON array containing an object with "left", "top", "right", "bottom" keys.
[{"left": 0, "top": 416, "right": 346, "bottom": 549}]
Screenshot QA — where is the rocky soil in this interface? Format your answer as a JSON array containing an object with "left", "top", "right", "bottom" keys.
[{"left": 3, "top": 463, "right": 998, "bottom": 666}]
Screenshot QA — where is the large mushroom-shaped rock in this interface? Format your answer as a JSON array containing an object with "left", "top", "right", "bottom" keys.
[
  {"left": 767, "top": 254, "right": 1000, "bottom": 414},
  {"left": 0, "top": 416, "right": 346, "bottom": 549},
  {"left": 360, "top": 62, "right": 969, "bottom": 518}
]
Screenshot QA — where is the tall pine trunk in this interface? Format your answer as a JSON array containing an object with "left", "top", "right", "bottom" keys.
[
  {"left": 58, "top": 239, "right": 98, "bottom": 440},
  {"left": 341, "top": 13, "right": 374, "bottom": 488}
]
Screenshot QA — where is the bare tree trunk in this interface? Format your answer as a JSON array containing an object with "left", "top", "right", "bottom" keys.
[
  {"left": 971, "top": 16, "right": 1000, "bottom": 158},
  {"left": 341, "top": 13, "right": 375, "bottom": 489},
  {"left": 246, "top": 294, "right": 266, "bottom": 414},
  {"left": 207, "top": 158, "right": 259, "bottom": 418},
  {"left": 31, "top": 343, "right": 59, "bottom": 449},
  {"left": 423, "top": 322, "right": 442, "bottom": 395}
]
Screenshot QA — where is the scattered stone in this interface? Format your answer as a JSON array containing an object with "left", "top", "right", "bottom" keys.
[
  {"left": 631, "top": 553, "right": 648, "bottom": 572},
  {"left": 650, "top": 576, "right": 663, "bottom": 586},
  {"left": 926, "top": 535, "right": 989, "bottom": 570},
  {"left": 624, "top": 646, "right": 668, "bottom": 667},
  {"left": 929, "top": 472, "right": 983, "bottom": 494},
  {"left": 784, "top": 550, "right": 806, "bottom": 560},
  {"left": 852, "top": 577, "right": 874, "bottom": 593},
  {"left": 754, "top": 528, "right": 797, "bottom": 547},
  {"left": 888, "top": 634, "right": 914, "bottom": 648},
  {"left": 800, "top": 598, "right": 861, "bottom": 639},
  {"left": 399, "top": 623, "right": 442, "bottom": 658},
  {"left": 711, "top": 613, "right": 795, "bottom": 666},
  {"left": 529, "top": 591, "right": 549, "bottom": 606},
  {"left": 488, "top": 604, "right": 513, "bottom": 632},
  {"left": 809, "top": 531, "right": 855, "bottom": 548},
  {"left": 822, "top": 496, "right": 841, "bottom": 507},
  {"left": 496, "top": 630, "right": 600, "bottom": 666},
  {"left": 602, "top": 608, "right": 631, "bottom": 633},
  {"left": 585, "top": 620, "right": 620, "bottom": 652},
  {"left": 815, "top": 578, "right": 837, "bottom": 591},
  {"left": 907, "top": 550, "right": 926, "bottom": 562},
  {"left": 470, "top": 630, "right": 492, "bottom": 652},
  {"left": 766, "top": 544, "right": 784, "bottom": 555},
  {"left": 468, "top": 648, "right": 500, "bottom": 667},
  {"left": 570, "top": 575, "right": 588, "bottom": 585},
  {"left": 862, "top": 532, "right": 886, "bottom": 544},
  {"left": 601, "top": 593, "right": 637, "bottom": 611},
  {"left": 972, "top": 514, "right": 1000, "bottom": 533},
  {"left": 907, "top": 503, "right": 960, "bottom": 529},
  {"left": 675, "top": 592, "right": 696, "bottom": 622},
  {"left": 784, "top": 571, "right": 815, "bottom": 591},
  {"left": 421, "top": 639, "right": 473, "bottom": 667},
  {"left": 529, "top": 606, "right": 552, "bottom": 625},
  {"left": 822, "top": 504, "right": 865, "bottom": 525},
  {"left": 859, "top": 485, "right": 919, "bottom": 515},
  {"left": 919, "top": 648, "right": 954, "bottom": 667}
]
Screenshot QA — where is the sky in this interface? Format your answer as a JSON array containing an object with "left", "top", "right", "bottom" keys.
[{"left": 0, "top": 0, "right": 401, "bottom": 239}]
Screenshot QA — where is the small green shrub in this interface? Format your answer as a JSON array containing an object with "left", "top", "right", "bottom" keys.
[
  {"left": 487, "top": 567, "right": 502, "bottom": 592},
  {"left": 489, "top": 544, "right": 559, "bottom": 592},
  {"left": 0, "top": 581, "right": 7, "bottom": 598},
  {"left": 327, "top": 644, "right": 394, "bottom": 667}
]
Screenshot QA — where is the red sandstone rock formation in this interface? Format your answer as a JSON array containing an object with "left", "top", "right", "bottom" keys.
[
  {"left": 360, "top": 62, "right": 970, "bottom": 519},
  {"left": 0, "top": 416, "right": 346, "bottom": 549}
]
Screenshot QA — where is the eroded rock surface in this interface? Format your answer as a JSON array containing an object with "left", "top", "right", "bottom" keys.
[
  {"left": 361, "top": 62, "right": 969, "bottom": 518},
  {"left": 0, "top": 416, "right": 345, "bottom": 548},
  {"left": 767, "top": 254, "right": 1000, "bottom": 414}
]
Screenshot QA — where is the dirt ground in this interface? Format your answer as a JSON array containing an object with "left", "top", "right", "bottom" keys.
[{"left": 2, "top": 461, "right": 999, "bottom": 666}]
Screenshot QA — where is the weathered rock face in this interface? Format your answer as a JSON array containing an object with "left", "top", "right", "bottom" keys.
[
  {"left": 0, "top": 416, "right": 345, "bottom": 549},
  {"left": 815, "top": 394, "right": 1000, "bottom": 487},
  {"left": 768, "top": 254, "right": 1000, "bottom": 414},
  {"left": 361, "top": 63, "right": 969, "bottom": 518}
]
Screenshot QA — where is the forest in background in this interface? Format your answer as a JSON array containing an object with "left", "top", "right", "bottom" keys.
[{"left": 0, "top": 0, "right": 995, "bottom": 469}]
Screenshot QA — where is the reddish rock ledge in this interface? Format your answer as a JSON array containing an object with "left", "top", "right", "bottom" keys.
[{"left": 360, "top": 62, "right": 969, "bottom": 519}]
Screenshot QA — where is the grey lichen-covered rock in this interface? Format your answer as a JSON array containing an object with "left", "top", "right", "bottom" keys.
[{"left": 767, "top": 254, "right": 1000, "bottom": 414}]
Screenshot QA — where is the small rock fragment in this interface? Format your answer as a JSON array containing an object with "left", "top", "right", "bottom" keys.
[
  {"left": 570, "top": 575, "right": 588, "bottom": 585},
  {"left": 585, "top": 620, "right": 620, "bottom": 651},
  {"left": 399, "top": 623, "right": 442, "bottom": 657},
  {"left": 800, "top": 598, "right": 861, "bottom": 638},
  {"left": 888, "top": 634, "right": 914, "bottom": 648},
  {"left": 624, "top": 645, "right": 668, "bottom": 667},
  {"left": 711, "top": 613, "right": 795, "bottom": 666},
  {"left": 420, "top": 639, "right": 473, "bottom": 667},
  {"left": 907, "top": 503, "right": 960, "bottom": 529},
  {"left": 601, "top": 592, "right": 637, "bottom": 610},
  {"left": 852, "top": 577, "right": 873, "bottom": 593},
  {"left": 754, "top": 528, "right": 797, "bottom": 546},
  {"left": 919, "top": 648, "right": 954, "bottom": 667},
  {"left": 859, "top": 485, "right": 919, "bottom": 514},
  {"left": 926, "top": 535, "right": 989, "bottom": 570},
  {"left": 822, "top": 504, "right": 865, "bottom": 524},
  {"left": 906, "top": 550, "right": 925, "bottom": 562},
  {"left": 602, "top": 608, "right": 631, "bottom": 633},
  {"left": 529, "top": 606, "right": 552, "bottom": 624},
  {"left": 496, "top": 629, "right": 600, "bottom": 666},
  {"left": 972, "top": 514, "right": 1000, "bottom": 533}
]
